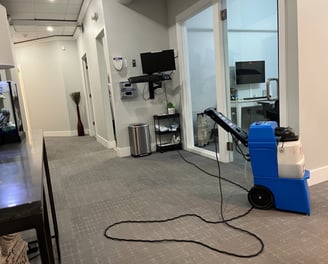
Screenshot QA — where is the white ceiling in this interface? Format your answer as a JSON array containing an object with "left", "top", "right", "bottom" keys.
[{"left": 0, "top": 0, "right": 87, "bottom": 43}]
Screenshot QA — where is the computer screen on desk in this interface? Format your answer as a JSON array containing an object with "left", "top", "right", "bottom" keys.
[{"left": 235, "top": 60, "right": 265, "bottom": 85}]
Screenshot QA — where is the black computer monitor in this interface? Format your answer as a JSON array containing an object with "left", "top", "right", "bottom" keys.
[
  {"left": 140, "top": 49, "right": 176, "bottom": 75},
  {"left": 235, "top": 60, "right": 265, "bottom": 85}
]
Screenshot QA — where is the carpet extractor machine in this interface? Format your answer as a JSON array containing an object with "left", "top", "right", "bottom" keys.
[{"left": 204, "top": 108, "right": 311, "bottom": 215}]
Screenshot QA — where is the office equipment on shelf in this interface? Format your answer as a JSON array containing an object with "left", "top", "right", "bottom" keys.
[
  {"left": 128, "top": 73, "right": 172, "bottom": 99},
  {"left": 128, "top": 49, "right": 176, "bottom": 99},
  {"left": 153, "top": 113, "right": 181, "bottom": 152}
]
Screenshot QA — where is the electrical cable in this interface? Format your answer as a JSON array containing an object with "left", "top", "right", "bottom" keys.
[
  {"left": 233, "top": 137, "right": 250, "bottom": 161},
  {"left": 212, "top": 128, "right": 264, "bottom": 257},
  {"left": 177, "top": 149, "right": 249, "bottom": 192},
  {"left": 104, "top": 125, "right": 264, "bottom": 258}
]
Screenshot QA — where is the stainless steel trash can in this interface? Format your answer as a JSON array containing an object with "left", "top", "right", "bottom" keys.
[{"left": 128, "top": 123, "right": 151, "bottom": 157}]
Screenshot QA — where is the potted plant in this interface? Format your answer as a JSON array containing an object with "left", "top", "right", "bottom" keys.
[{"left": 167, "top": 101, "right": 175, "bottom": 114}]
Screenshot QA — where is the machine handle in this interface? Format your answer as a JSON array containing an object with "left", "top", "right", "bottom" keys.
[{"left": 204, "top": 107, "right": 248, "bottom": 147}]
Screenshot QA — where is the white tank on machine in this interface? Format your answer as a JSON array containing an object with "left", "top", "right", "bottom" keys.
[{"left": 277, "top": 140, "right": 305, "bottom": 178}]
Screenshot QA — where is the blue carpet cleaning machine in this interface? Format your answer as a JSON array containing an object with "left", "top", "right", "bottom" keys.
[{"left": 205, "top": 108, "right": 311, "bottom": 215}]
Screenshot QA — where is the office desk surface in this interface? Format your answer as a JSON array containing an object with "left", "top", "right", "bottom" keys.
[
  {"left": 0, "top": 130, "right": 43, "bottom": 224},
  {"left": 0, "top": 130, "right": 58, "bottom": 263}
]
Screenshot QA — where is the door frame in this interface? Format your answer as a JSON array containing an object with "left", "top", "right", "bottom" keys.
[
  {"left": 95, "top": 29, "right": 116, "bottom": 148},
  {"left": 81, "top": 54, "right": 96, "bottom": 136},
  {"left": 277, "top": 0, "right": 287, "bottom": 126}
]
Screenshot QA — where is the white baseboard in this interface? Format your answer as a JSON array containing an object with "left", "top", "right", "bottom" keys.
[
  {"left": 116, "top": 146, "right": 131, "bottom": 157},
  {"left": 96, "top": 135, "right": 116, "bottom": 149},
  {"left": 44, "top": 129, "right": 90, "bottom": 137},
  {"left": 116, "top": 143, "right": 156, "bottom": 157},
  {"left": 44, "top": 130, "right": 75, "bottom": 137},
  {"left": 308, "top": 166, "right": 328, "bottom": 186}
]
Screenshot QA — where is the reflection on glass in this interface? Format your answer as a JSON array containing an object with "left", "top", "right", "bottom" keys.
[{"left": 0, "top": 81, "right": 24, "bottom": 144}]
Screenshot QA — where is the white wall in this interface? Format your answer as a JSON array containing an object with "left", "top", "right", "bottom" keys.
[
  {"left": 297, "top": 0, "right": 328, "bottom": 184},
  {"left": 101, "top": 0, "right": 172, "bottom": 155},
  {"left": 76, "top": 0, "right": 115, "bottom": 148},
  {"left": 14, "top": 39, "right": 87, "bottom": 136},
  {"left": 167, "top": 0, "right": 199, "bottom": 26},
  {"left": 76, "top": 0, "right": 173, "bottom": 155}
]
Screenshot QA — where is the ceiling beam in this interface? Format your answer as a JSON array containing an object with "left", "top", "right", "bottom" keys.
[
  {"left": 9, "top": 19, "right": 79, "bottom": 27},
  {"left": 77, "top": 0, "right": 91, "bottom": 24}
]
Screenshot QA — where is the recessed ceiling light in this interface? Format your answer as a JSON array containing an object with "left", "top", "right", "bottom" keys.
[
  {"left": 47, "top": 26, "right": 54, "bottom": 32},
  {"left": 49, "top": 0, "right": 55, "bottom": 2}
]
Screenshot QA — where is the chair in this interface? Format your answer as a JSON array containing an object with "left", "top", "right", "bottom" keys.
[{"left": 266, "top": 100, "right": 279, "bottom": 125}]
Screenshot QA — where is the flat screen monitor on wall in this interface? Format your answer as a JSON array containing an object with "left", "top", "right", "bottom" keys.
[
  {"left": 235, "top": 60, "right": 265, "bottom": 85},
  {"left": 140, "top": 49, "right": 176, "bottom": 75}
]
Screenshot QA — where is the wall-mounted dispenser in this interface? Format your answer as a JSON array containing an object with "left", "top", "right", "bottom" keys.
[
  {"left": 119, "top": 81, "right": 138, "bottom": 99},
  {"left": 113, "top": 57, "right": 126, "bottom": 71}
]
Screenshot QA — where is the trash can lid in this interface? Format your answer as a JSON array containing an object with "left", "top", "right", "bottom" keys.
[{"left": 129, "top": 123, "right": 148, "bottom": 127}]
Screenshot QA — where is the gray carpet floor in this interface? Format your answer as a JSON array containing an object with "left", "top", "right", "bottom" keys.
[{"left": 29, "top": 136, "right": 328, "bottom": 264}]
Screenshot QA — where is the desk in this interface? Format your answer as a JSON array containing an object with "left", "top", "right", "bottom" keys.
[
  {"left": 230, "top": 98, "right": 277, "bottom": 129},
  {"left": 0, "top": 130, "right": 60, "bottom": 263}
]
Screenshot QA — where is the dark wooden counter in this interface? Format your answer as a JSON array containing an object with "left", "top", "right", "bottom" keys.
[{"left": 0, "top": 130, "right": 59, "bottom": 263}]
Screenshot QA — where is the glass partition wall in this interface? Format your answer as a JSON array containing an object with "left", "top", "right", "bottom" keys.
[
  {"left": 227, "top": 0, "right": 279, "bottom": 133},
  {"left": 185, "top": 6, "right": 219, "bottom": 153},
  {"left": 183, "top": 0, "right": 279, "bottom": 160}
]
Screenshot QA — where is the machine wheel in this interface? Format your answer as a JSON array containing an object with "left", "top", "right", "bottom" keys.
[{"left": 248, "top": 186, "right": 274, "bottom": 209}]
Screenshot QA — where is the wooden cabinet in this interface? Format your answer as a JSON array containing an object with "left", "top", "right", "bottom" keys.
[{"left": 153, "top": 113, "right": 182, "bottom": 152}]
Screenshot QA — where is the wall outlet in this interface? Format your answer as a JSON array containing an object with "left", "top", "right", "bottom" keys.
[{"left": 227, "top": 142, "right": 233, "bottom": 151}]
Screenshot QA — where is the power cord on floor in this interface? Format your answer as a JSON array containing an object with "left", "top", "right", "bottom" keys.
[
  {"left": 176, "top": 149, "right": 249, "bottom": 192},
  {"left": 104, "top": 129, "right": 264, "bottom": 258},
  {"left": 212, "top": 130, "right": 264, "bottom": 257}
]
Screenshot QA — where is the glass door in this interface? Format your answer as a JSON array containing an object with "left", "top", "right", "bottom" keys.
[
  {"left": 226, "top": 0, "right": 279, "bottom": 131},
  {"left": 185, "top": 6, "right": 218, "bottom": 152},
  {"left": 177, "top": 0, "right": 282, "bottom": 163},
  {"left": 177, "top": 0, "right": 231, "bottom": 162},
  {"left": 223, "top": 0, "right": 279, "bottom": 164}
]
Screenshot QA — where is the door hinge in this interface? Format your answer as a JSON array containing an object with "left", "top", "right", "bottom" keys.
[
  {"left": 227, "top": 141, "right": 233, "bottom": 151},
  {"left": 93, "top": 121, "right": 95, "bottom": 126},
  {"left": 221, "top": 9, "right": 227, "bottom": 21}
]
